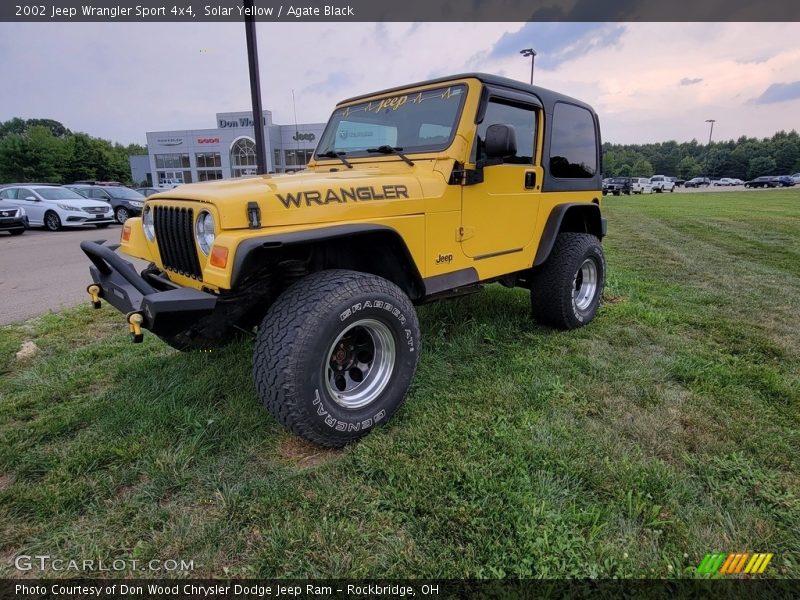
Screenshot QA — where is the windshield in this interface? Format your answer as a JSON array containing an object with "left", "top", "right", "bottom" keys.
[
  {"left": 106, "top": 187, "right": 145, "bottom": 200},
  {"left": 34, "top": 187, "right": 88, "bottom": 200},
  {"left": 315, "top": 84, "right": 467, "bottom": 157}
]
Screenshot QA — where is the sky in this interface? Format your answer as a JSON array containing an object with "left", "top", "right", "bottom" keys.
[{"left": 0, "top": 22, "right": 799, "bottom": 146}]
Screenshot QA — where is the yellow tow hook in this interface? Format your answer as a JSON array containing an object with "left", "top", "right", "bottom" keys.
[
  {"left": 127, "top": 312, "right": 144, "bottom": 344},
  {"left": 87, "top": 284, "right": 101, "bottom": 309}
]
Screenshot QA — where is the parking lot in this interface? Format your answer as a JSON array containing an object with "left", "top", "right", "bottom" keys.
[{"left": 0, "top": 225, "right": 146, "bottom": 325}]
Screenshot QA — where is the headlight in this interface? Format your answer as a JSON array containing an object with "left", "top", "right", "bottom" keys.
[
  {"left": 57, "top": 203, "right": 82, "bottom": 211},
  {"left": 129, "top": 200, "right": 144, "bottom": 208},
  {"left": 195, "top": 211, "right": 215, "bottom": 255},
  {"left": 18, "top": 207, "right": 26, "bottom": 217},
  {"left": 142, "top": 205, "right": 155, "bottom": 241}
]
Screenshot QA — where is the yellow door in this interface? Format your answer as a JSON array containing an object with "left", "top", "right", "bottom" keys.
[{"left": 461, "top": 98, "right": 542, "bottom": 259}]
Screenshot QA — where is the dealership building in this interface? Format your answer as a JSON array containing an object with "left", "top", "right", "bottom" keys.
[{"left": 141, "top": 109, "right": 326, "bottom": 185}]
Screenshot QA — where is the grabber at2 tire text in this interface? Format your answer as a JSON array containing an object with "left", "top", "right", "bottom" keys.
[{"left": 253, "top": 269, "right": 421, "bottom": 448}]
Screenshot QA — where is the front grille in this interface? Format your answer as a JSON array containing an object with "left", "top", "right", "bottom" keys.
[
  {"left": 83, "top": 206, "right": 107, "bottom": 214},
  {"left": 153, "top": 206, "right": 203, "bottom": 280},
  {"left": 0, "top": 209, "right": 17, "bottom": 217}
]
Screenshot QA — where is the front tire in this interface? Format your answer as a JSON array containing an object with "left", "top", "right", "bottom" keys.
[
  {"left": 253, "top": 270, "right": 421, "bottom": 448},
  {"left": 115, "top": 207, "right": 130, "bottom": 223},
  {"left": 44, "top": 211, "right": 62, "bottom": 231},
  {"left": 530, "top": 233, "right": 605, "bottom": 330}
]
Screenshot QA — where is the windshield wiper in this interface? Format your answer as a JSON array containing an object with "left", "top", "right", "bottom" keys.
[
  {"left": 316, "top": 150, "right": 353, "bottom": 169},
  {"left": 366, "top": 145, "right": 415, "bottom": 166}
]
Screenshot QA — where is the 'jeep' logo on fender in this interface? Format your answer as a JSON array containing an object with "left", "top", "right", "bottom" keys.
[{"left": 277, "top": 185, "right": 409, "bottom": 208}]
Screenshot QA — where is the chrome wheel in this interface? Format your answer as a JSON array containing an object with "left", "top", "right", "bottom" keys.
[
  {"left": 573, "top": 258, "right": 599, "bottom": 312},
  {"left": 115, "top": 207, "right": 129, "bottom": 223},
  {"left": 325, "top": 318, "right": 396, "bottom": 409},
  {"left": 45, "top": 212, "right": 61, "bottom": 231}
]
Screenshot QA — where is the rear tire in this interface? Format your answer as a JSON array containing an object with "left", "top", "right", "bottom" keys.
[
  {"left": 253, "top": 270, "right": 421, "bottom": 447},
  {"left": 530, "top": 233, "right": 605, "bottom": 330}
]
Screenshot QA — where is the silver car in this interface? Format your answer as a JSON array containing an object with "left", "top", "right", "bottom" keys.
[{"left": 0, "top": 185, "right": 114, "bottom": 231}]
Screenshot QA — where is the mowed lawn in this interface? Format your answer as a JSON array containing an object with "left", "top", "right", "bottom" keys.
[{"left": 0, "top": 190, "right": 798, "bottom": 578}]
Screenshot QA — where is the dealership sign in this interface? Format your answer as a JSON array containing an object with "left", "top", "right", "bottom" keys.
[
  {"left": 293, "top": 132, "right": 316, "bottom": 142},
  {"left": 218, "top": 116, "right": 269, "bottom": 128},
  {"left": 197, "top": 137, "right": 220, "bottom": 144},
  {"left": 156, "top": 137, "right": 184, "bottom": 146}
]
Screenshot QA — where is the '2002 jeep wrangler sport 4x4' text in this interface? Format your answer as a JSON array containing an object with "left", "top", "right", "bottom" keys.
[{"left": 82, "top": 73, "right": 607, "bottom": 447}]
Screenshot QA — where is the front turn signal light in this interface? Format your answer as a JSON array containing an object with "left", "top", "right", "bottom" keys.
[
  {"left": 121, "top": 224, "right": 132, "bottom": 242},
  {"left": 209, "top": 245, "right": 229, "bottom": 268}
]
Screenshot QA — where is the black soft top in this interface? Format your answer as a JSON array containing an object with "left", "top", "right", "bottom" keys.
[{"left": 340, "top": 72, "right": 602, "bottom": 194}]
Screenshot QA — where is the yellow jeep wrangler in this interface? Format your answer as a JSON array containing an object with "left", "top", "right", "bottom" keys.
[{"left": 82, "top": 73, "right": 606, "bottom": 447}]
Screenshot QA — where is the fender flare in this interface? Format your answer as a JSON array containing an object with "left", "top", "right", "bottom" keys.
[
  {"left": 230, "top": 223, "right": 425, "bottom": 297},
  {"left": 533, "top": 203, "right": 605, "bottom": 267}
]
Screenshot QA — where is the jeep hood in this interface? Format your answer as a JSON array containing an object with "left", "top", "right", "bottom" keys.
[{"left": 150, "top": 166, "right": 438, "bottom": 230}]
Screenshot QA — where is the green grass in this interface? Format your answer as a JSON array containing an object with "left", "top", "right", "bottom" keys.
[{"left": 1, "top": 190, "right": 798, "bottom": 578}]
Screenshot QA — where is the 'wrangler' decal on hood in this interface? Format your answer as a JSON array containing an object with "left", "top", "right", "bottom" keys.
[{"left": 277, "top": 185, "right": 410, "bottom": 208}]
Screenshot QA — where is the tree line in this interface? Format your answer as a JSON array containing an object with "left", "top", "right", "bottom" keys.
[
  {"left": 602, "top": 130, "right": 800, "bottom": 180},
  {"left": 0, "top": 118, "right": 147, "bottom": 185}
]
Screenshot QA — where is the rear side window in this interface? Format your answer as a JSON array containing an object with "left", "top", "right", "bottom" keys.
[
  {"left": 549, "top": 102, "right": 597, "bottom": 178},
  {"left": 0, "top": 188, "right": 17, "bottom": 199}
]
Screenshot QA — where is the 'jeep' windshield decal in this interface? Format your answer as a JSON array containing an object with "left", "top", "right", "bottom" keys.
[{"left": 277, "top": 185, "right": 409, "bottom": 208}]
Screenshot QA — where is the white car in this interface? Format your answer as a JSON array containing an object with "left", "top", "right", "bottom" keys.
[
  {"left": 714, "top": 178, "right": 737, "bottom": 186},
  {"left": 793, "top": 173, "right": 800, "bottom": 185},
  {"left": 631, "top": 177, "right": 654, "bottom": 194},
  {"left": 650, "top": 175, "right": 675, "bottom": 193},
  {"left": 0, "top": 185, "right": 114, "bottom": 231},
  {"left": 157, "top": 178, "right": 182, "bottom": 189}
]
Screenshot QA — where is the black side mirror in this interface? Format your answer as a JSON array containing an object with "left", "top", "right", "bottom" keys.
[{"left": 484, "top": 124, "right": 517, "bottom": 159}]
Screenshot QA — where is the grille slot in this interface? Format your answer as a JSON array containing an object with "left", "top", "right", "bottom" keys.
[{"left": 153, "top": 206, "right": 202, "bottom": 279}]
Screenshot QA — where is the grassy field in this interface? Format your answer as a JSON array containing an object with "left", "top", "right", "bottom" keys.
[{"left": 0, "top": 190, "right": 798, "bottom": 578}]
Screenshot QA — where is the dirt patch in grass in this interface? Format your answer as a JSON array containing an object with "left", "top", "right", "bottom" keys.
[
  {"left": 0, "top": 474, "right": 14, "bottom": 491},
  {"left": 15, "top": 341, "right": 38, "bottom": 362},
  {"left": 278, "top": 436, "right": 342, "bottom": 467}
]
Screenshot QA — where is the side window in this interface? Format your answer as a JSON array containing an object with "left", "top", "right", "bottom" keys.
[
  {"left": 0, "top": 188, "right": 16, "bottom": 199},
  {"left": 477, "top": 99, "right": 536, "bottom": 164},
  {"left": 20, "top": 188, "right": 36, "bottom": 200},
  {"left": 550, "top": 102, "right": 597, "bottom": 178}
]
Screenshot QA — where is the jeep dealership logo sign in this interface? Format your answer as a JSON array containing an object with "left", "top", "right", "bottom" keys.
[
  {"left": 197, "top": 137, "right": 220, "bottom": 144},
  {"left": 293, "top": 132, "right": 316, "bottom": 142},
  {"left": 156, "top": 137, "right": 183, "bottom": 146}
]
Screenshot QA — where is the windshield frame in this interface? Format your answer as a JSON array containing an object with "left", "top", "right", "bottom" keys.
[{"left": 314, "top": 83, "right": 469, "bottom": 161}]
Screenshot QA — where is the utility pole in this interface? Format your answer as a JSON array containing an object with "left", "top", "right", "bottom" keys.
[
  {"left": 705, "top": 119, "right": 716, "bottom": 145},
  {"left": 244, "top": 0, "right": 268, "bottom": 174},
  {"left": 520, "top": 48, "right": 537, "bottom": 84}
]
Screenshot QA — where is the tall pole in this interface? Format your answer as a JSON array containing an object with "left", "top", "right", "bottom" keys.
[
  {"left": 520, "top": 48, "right": 537, "bottom": 84},
  {"left": 705, "top": 119, "right": 715, "bottom": 145},
  {"left": 292, "top": 89, "right": 301, "bottom": 167},
  {"left": 244, "top": 0, "right": 268, "bottom": 175}
]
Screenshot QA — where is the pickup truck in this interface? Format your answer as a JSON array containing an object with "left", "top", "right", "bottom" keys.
[{"left": 649, "top": 175, "right": 675, "bottom": 193}]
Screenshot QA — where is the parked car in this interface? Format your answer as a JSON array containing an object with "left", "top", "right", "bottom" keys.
[
  {"left": 0, "top": 199, "right": 29, "bottom": 235},
  {"left": 713, "top": 178, "right": 738, "bottom": 186},
  {"left": 631, "top": 177, "right": 654, "bottom": 194},
  {"left": 669, "top": 176, "right": 685, "bottom": 187},
  {"left": 685, "top": 177, "right": 712, "bottom": 188},
  {"left": 157, "top": 178, "right": 182, "bottom": 189},
  {"left": 67, "top": 184, "right": 145, "bottom": 223},
  {"left": 0, "top": 185, "right": 114, "bottom": 231},
  {"left": 650, "top": 175, "right": 675, "bottom": 193},
  {"left": 792, "top": 173, "right": 800, "bottom": 184},
  {"left": 135, "top": 187, "right": 162, "bottom": 197},
  {"left": 775, "top": 175, "right": 796, "bottom": 187},
  {"left": 744, "top": 176, "right": 778, "bottom": 188},
  {"left": 603, "top": 177, "right": 632, "bottom": 195}
]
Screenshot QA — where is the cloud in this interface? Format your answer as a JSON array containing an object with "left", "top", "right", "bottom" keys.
[
  {"left": 753, "top": 81, "right": 800, "bottom": 104},
  {"left": 680, "top": 77, "right": 703, "bottom": 86},
  {"left": 488, "top": 22, "right": 626, "bottom": 69},
  {"left": 301, "top": 71, "right": 353, "bottom": 95}
]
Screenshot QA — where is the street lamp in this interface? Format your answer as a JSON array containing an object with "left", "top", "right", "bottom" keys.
[
  {"left": 705, "top": 119, "right": 716, "bottom": 145},
  {"left": 520, "top": 48, "right": 537, "bottom": 84}
]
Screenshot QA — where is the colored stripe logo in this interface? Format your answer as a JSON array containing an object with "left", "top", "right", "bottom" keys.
[{"left": 697, "top": 553, "right": 773, "bottom": 575}]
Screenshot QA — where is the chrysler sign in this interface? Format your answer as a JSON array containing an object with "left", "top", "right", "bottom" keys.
[{"left": 155, "top": 137, "right": 184, "bottom": 146}]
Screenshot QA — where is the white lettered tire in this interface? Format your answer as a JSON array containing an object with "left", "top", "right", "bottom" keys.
[{"left": 253, "top": 270, "right": 420, "bottom": 447}]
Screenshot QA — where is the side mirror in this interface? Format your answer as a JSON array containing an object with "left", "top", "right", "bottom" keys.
[
  {"left": 484, "top": 124, "right": 517, "bottom": 159},
  {"left": 24, "top": 196, "right": 37, "bottom": 201}
]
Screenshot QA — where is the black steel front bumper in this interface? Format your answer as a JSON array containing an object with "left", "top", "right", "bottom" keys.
[{"left": 81, "top": 240, "right": 217, "bottom": 337}]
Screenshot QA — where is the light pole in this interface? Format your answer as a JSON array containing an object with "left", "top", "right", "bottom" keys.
[
  {"left": 243, "top": 0, "right": 268, "bottom": 175},
  {"left": 520, "top": 48, "right": 537, "bottom": 84},
  {"left": 705, "top": 119, "right": 716, "bottom": 145}
]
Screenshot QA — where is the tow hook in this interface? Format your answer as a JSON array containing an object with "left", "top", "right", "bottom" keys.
[
  {"left": 127, "top": 312, "right": 144, "bottom": 343},
  {"left": 87, "top": 284, "right": 101, "bottom": 309}
]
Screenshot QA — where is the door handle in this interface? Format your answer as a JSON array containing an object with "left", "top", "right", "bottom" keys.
[{"left": 525, "top": 171, "right": 537, "bottom": 189}]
